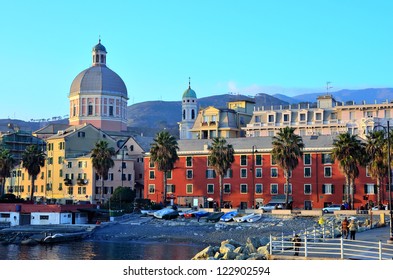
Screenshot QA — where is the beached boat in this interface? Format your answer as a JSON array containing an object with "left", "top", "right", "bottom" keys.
[
  {"left": 153, "top": 208, "right": 177, "bottom": 219},
  {"left": 181, "top": 209, "right": 199, "bottom": 218},
  {"left": 206, "top": 212, "right": 224, "bottom": 222},
  {"left": 220, "top": 211, "right": 238, "bottom": 222},
  {"left": 233, "top": 213, "right": 257, "bottom": 222},
  {"left": 41, "top": 232, "right": 87, "bottom": 244},
  {"left": 246, "top": 213, "right": 262, "bottom": 223},
  {"left": 194, "top": 210, "right": 209, "bottom": 219}
]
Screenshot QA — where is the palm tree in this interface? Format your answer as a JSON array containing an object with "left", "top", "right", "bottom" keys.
[
  {"left": 207, "top": 137, "right": 235, "bottom": 210},
  {"left": 331, "top": 132, "right": 366, "bottom": 210},
  {"left": 271, "top": 127, "right": 304, "bottom": 208},
  {"left": 365, "top": 130, "right": 387, "bottom": 206},
  {"left": 91, "top": 140, "right": 115, "bottom": 204},
  {"left": 149, "top": 131, "right": 179, "bottom": 205},
  {"left": 0, "top": 147, "right": 16, "bottom": 196},
  {"left": 21, "top": 144, "right": 46, "bottom": 201}
]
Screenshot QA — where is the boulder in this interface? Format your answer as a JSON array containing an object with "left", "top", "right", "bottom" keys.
[
  {"left": 220, "top": 243, "right": 236, "bottom": 254},
  {"left": 221, "top": 239, "right": 242, "bottom": 248},
  {"left": 221, "top": 251, "right": 238, "bottom": 260},
  {"left": 191, "top": 245, "right": 217, "bottom": 260}
]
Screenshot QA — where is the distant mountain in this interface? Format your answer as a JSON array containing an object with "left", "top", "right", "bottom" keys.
[{"left": 275, "top": 88, "right": 393, "bottom": 105}]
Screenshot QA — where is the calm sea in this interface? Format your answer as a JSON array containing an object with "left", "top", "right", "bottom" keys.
[{"left": 0, "top": 240, "right": 205, "bottom": 260}]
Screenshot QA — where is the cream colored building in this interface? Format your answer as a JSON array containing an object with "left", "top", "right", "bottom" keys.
[
  {"left": 244, "top": 95, "right": 393, "bottom": 139},
  {"left": 189, "top": 100, "right": 254, "bottom": 139}
]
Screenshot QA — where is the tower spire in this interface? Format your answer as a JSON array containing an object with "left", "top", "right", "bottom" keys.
[{"left": 189, "top": 77, "right": 191, "bottom": 89}]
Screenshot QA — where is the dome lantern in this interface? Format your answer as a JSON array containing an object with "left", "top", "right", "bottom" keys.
[{"left": 92, "top": 39, "right": 107, "bottom": 66}]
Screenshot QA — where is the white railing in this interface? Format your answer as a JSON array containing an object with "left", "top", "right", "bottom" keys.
[{"left": 269, "top": 233, "right": 393, "bottom": 260}]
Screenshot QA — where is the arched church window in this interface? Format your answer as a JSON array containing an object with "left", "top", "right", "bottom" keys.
[
  {"left": 73, "top": 106, "right": 76, "bottom": 117},
  {"left": 191, "top": 109, "right": 195, "bottom": 119},
  {"left": 88, "top": 104, "right": 93, "bottom": 115},
  {"left": 95, "top": 54, "right": 99, "bottom": 63},
  {"left": 183, "top": 109, "right": 186, "bottom": 120},
  {"left": 100, "top": 54, "right": 104, "bottom": 63}
]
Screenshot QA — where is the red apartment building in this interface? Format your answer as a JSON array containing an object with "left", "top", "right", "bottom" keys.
[{"left": 144, "top": 136, "right": 389, "bottom": 210}]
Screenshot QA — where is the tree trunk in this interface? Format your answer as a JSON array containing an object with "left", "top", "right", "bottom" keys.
[
  {"left": 30, "top": 177, "right": 35, "bottom": 202},
  {"left": 377, "top": 177, "right": 381, "bottom": 207},
  {"left": 163, "top": 172, "right": 167, "bottom": 205},
  {"left": 349, "top": 181, "right": 354, "bottom": 210},
  {"left": 285, "top": 170, "right": 289, "bottom": 208},
  {"left": 101, "top": 177, "right": 104, "bottom": 204},
  {"left": 219, "top": 175, "right": 223, "bottom": 211}
]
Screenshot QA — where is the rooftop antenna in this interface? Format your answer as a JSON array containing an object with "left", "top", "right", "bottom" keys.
[{"left": 326, "top": 81, "right": 333, "bottom": 95}]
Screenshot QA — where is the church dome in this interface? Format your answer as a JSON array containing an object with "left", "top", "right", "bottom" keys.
[
  {"left": 182, "top": 86, "right": 197, "bottom": 99},
  {"left": 93, "top": 41, "right": 107, "bottom": 52},
  {"left": 69, "top": 66, "right": 127, "bottom": 98}
]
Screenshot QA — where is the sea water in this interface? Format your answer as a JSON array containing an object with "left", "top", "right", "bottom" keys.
[{"left": 0, "top": 240, "right": 205, "bottom": 260}]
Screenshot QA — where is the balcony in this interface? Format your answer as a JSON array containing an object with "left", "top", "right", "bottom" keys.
[
  {"left": 77, "top": 179, "right": 88, "bottom": 186},
  {"left": 64, "top": 178, "right": 72, "bottom": 186}
]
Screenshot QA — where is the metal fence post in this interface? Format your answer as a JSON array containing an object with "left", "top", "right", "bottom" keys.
[
  {"left": 304, "top": 234, "right": 308, "bottom": 258},
  {"left": 340, "top": 237, "right": 344, "bottom": 259},
  {"left": 314, "top": 225, "right": 317, "bottom": 242},
  {"left": 379, "top": 240, "right": 382, "bottom": 260},
  {"left": 281, "top": 232, "right": 284, "bottom": 252},
  {"left": 269, "top": 235, "right": 272, "bottom": 255}
]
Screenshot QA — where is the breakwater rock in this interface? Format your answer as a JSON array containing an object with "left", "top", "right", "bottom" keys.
[{"left": 192, "top": 236, "right": 270, "bottom": 260}]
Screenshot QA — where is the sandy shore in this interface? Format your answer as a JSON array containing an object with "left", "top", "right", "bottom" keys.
[{"left": 88, "top": 213, "right": 320, "bottom": 246}]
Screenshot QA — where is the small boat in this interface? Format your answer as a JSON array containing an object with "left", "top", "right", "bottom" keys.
[
  {"left": 140, "top": 209, "right": 157, "bottom": 216},
  {"left": 41, "top": 232, "right": 87, "bottom": 244},
  {"left": 162, "top": 210, "right": 179, "bottom": 220},
  {"left": 194, "top": 210, "right": 209, "bottom": 219},
  {"left": 220, "top": 211, "right": 238, "bottom": 222},
  {"left": 206, "top": 212, "right": 224, "bottom": 222},
  {"left": 153, "top": 207, "right": 177, "bottom": 219},
  {"left": 181, "top": 209, "right": 199, "bottom": 218},
  {"left": 246, "top": 213, "right": 262, "bottom": 223},
  {"left": 233, "top": 213, "right": 256, "bottom": 222}
]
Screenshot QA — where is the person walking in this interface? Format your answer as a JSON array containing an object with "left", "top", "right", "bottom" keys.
[
  {"left": 292, "top": 234, "right": 301, "bottom": 256},
  {"left": 341, "top": 217, "right": 349, "bottom": 239},
  {"left": 349, "top": 219, "right": 358, "bottom": 240}
]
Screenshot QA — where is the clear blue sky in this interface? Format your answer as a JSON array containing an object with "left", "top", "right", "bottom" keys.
[{"left": 1, "top": 0, "right": 392, "bottom": 121}]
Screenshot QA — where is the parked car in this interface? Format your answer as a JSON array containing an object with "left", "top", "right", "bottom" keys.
[
  {"left": 372, "top": 205, "right": 387, "bottom": 210},
  {"left": 322, "top": 204, "right": 341, "bottom": 213},
  {"left": 260, "top": 202, "right": 283, "bottom": 212}
]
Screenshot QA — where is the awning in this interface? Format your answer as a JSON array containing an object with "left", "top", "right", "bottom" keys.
[{"left": 269, "top": 195, "right": 292, "bottom": 204}]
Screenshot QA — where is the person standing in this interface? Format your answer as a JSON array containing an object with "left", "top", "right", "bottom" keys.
[
  {"left": 341, "top": 217, "right": 349, "bottom": 239},
  {"left": 292, "top": 234, "right": 301, "bottom": 256},
  {"left": 349, "top": 219, "right": 358, "bottom": 240}
]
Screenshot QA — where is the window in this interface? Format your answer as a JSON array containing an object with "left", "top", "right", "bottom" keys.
[
  {"left": 186, "top": 156, "right": 193, "bottom": 167},
  {"left": 109, "top": 105, "right": 114, "bottom": 116},
  {"left": 206, "top": 169, "right": 216, "bottom": 179},
  {"left": 224, "top": 183, "right": 231, "bottom": 194},
  {"left": 149, "top": 171, "right": 155, "bottom": 179},
  {"left": 304, "top": 184, "right": 312, "bottom": 195},
  {"left": 255, "top": 168, "right": 262, "bottom": 178},
  {"left": 366, "top": 166, "right": 371, "bottom": 177},
  {"left": 149, "top": 160, "right": 155, "bottom": 168},
  {"left": 78, "top": 132, "right": 85, "bottom": 138},
  {"left": 364, "top": 184, "right": 376, "bottom": 194},
  {"left": 304, "top": 153, "right": 311, "bottom": 165},
  {"left": 271, "top": 167, "right": 278, "bottom": 178},
  {"left": 166, "top": 184, "right": 175, "bottom": 193},
  {"left": 284, "top": 183, "right": 292, "bottom": 194},
  {"left": 322, "top": 154, "right": 332, "bottom": 164},
  {"left": 186, "top": 170, "right": 193, "bottom": 179},
  {"left": 67, "top": 162, "right": 72, "bottom": 168},
  {"left": 68, "top": 187, "right": 73, "bottom": 195},
  {"left": 240, "top": 184, "right": 248, "bottom": 194},
  {"left": 255, "top": 154, "right": 262, "bottom": 166},
  {"left": 166, "top": 171, "right": 172, "bottom": 180},
  {"left": 240, "top": 168, "right": 247, "bottom": 178},
  {"left": 59, "top": 169, "right": 63, "bottom": 177},
  {"left": 304, "top": 167, "right": 311, "bottom": 178},
  {"left": 315, "top": 112, "right": 322, "bottom": 120},
  {"left": 108, "top": 173, "right": 114, "bottom": 181},
  {"left": 39, "top": 215, "right": 49, "bottom": 220},
  {"left": 148, "top": 184, "right": 155, "bottom": 194},
  {"left": 224, "top": 169, "right": 233, "bottom": 178},
  {"left": 299, "top": 113, "right": 306, "bottom": 121},
  {"left": 207, "top": 184, "right": 214, "bottom": 194},
  {"left": 255, "top": 184, "right": 263, "bottom": 194},
  {"left": 270, "top": 184, "right": 278, "bottom": 194},
  {"left": 268, "top": 114, "right": 274, "bottom": 123},
  {"left": 88, "top": 104, "right": 93, "bottom": 115},
  {"left": 186, "top": 184, "right": 193, "bottom": 194},
  {"left": 283, "top": 114, "right": 289, "bottom": 122},
  {"left": 322, "top": 184, "right": 334, "bottom": 194},
  {"left": 324, "top": 166, "right": 332, "bottom": 177},
  {"left": 240, "top": 155, "right": 247, "bottom": 166},
  {"left": 271, "top": 156, "right": 277, "bottom": 165}
]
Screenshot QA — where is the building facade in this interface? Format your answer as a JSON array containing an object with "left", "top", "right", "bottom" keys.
[
  {"left": 244, "top": 95, "right": 393, "bottom": 139},
  {"left": 144, "top": 136, "right": 386, "bottom": 210}
]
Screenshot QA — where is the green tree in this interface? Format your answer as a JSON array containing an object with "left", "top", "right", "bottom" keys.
[
  {"left": 207, "top": 137, "right": 235, "bottom": 210},
  {"left": 149, "top": 131, "right": 179, "bottom": 204},
  {"left": 91, "top": 140, "right": 115, "bottom": 204},
  {"left": 271, "top": 127, "right": 304, "bottom": 208},
  {"left": 365, "top": 130, "right": 387, "bottom": 206},
  {"left": 21, "top": 144, "right": 46, "bottom": 201},
  {"left": 331, "top": 132, "right": 366, "bottom": 210},
  {"left": 0, "top": 147, "right": 16, "bottom": 196}
]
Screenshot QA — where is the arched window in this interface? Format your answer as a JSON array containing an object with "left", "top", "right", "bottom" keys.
[
  {"left": 191, "top": 109, "right": 195, "bottom": 119},
  {"left": 183, "top": 109, "right": 186, "bottom": 120}
]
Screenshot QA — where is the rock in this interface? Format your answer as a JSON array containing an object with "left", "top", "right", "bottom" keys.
[
  {"left": 191, "top": 245, "right": 217, "bottom": 260},
  {"left": 246, "top": 253, "right": 266, "bottom": 260},
  {"left": 220, "top": 243, "right": 235, "bottom": 254},
  {"left": 221, "top": 251, "right": 238, "bottom": 260},
  {"left": 246, "top": 237, "right": 261, "bottom": 253},
  {"left": 221, "top": 239, "right": 242, "bottom": 248},
  {"left": 257, "top": 245, "right": 269, "bottom": 257}
]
